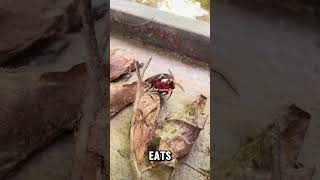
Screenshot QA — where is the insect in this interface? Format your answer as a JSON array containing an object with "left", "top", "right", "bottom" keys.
[{"left": 144, "top": 69, "right": 184, "bottom": 99}]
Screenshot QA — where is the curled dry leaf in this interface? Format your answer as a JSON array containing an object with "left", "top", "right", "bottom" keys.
[
  {"left": 0, "top": 64, "right": 87, "bottom": 179},
  {"left": 152, "top": 95, "right": 208, "bottom": 168},
  {"left": 109, "top": 77, "right": 155, "bottom": 119},
  {"left": 132, "top": 92, "right": 161, "bottom": 166},
  {"left": 280, "top": 104, "right": 311, "bottom": 167},
  {"left": 130, "top": 61, "right": 162, "bottom": 180},
  {"left": 110, "top": 82, "right": 137, "bottom": 118},
  {"left": 0, "top": 58, "right": 140, "bottom": 178},
  {"left": 110, "top": 49, "right": 143, "bottom": 82},
  {"left": 273, "top": 104, "right": 314, "bottom": 180},
  {"left": 217, "top": 104, "right": 314, "bottom": 180}
]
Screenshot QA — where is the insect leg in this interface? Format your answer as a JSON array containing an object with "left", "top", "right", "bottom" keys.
[{"left": 167, "top": 90, "right": 173, "bottom": 100}]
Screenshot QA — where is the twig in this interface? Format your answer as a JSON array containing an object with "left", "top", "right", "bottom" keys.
[
  {"left": 135, "top": 61, "right": 143, "bottom": 86},
  {"left": 141, "top": 57, "right": 152, "bottom": 79},
  {"left": 130, "top": 61, "right": 144, "bottom": 180},
  {"left": 141, "top": 163, "right": 160, "bottom": 174},
  {"left": 211, "top": 69, "right": 240, "bottom": 96},
  {"left": 182, "top": 163, "right": 209, "bottom": 178},
  {"left": 71, "top": 0, "right": 107, "bottom": 180},
  {"left": 270, "top": 119, "right": 282, "bottom": 180}
]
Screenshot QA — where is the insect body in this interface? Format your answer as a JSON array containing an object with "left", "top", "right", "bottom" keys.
[
  {"left": 145, "top": 73, "right": 175, "bottom": 95},
  {"left": 144, "top": 70, "right": 184, "bottom": 99}
]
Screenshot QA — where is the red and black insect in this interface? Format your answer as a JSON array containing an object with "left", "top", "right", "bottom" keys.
[{"left": 144, "top": 70, "right": 184, "bottom": 99}]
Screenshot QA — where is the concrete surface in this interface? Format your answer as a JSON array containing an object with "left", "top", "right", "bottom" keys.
[
  {"left": 110, "top": 34, "right": 210, "bottom": 180},
  {"left": 5, "top": 17, "right": 107, "bottom": 180},
  {"left": 4, "top": 14, "right": 210, "bottom": 179},
  {"left": 213, "top": 1, "right": 320, "bottom": 179},
  {"left": 111, "top": 0, "right": 210, "bottom": 63}
]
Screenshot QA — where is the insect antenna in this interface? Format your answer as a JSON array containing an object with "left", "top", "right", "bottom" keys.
[
  {"left": 174, "top": 82, "right": 185, "bottom": 92},
  {"left": 141, "top": 57, "right": 152, "bottom": 79},
  {"left": 167, "top": 90, "right": 173, "bottom": 100},
  {"left": 168, "top": 69, "right": 185, "bottom": 92},
  {"left": 168, "top": 69, "right": 174, "bottom": 79}
]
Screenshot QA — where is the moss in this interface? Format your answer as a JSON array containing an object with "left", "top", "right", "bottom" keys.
[{"left": 193, "top": 0, "right": 210, "bottom": 11}]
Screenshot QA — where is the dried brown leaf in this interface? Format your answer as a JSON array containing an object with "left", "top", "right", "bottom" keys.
[
  {"left": 110, "top": 82, "right": 137, "bottom": 118},
  {"left": 155, "top": 95, "right": 208, "bottom": 168},
  {"left": 129, "top": 61, "right": 162, "bottom": 180},
  {"left": 280, "top": 104, "right": 311, "bottom": 167},
  {"left": 217, "top": 104, "right": 314, "bottom": 180},
  {"left": 0, "top": 64, "right": 87, "bottom": 179},
  {"left": 132, "top": 93, "right": 161, "bottom": 165},
  {"left": 110, "top": 49, "right": 142, "bottom": 82}
]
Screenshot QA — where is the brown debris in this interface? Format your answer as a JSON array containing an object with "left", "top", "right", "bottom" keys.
[
  {"left": 70, "top": 0, "right": 108, "bottom": 179},
  {"left": 218, "top": 104, "right": 315, "bottom": 180},
  {"left": 0, "top": 0, "right": 107, "bottom": 65},
  {"left": 270, "top": 104, "right": 313, "bottom": 180},
  {"left": 156, "top": 95, "right": 208, "bottom": 168},
  {"left": 0, "top": 53, "right": 138, "bottom": 178},
  {"left": 0, "top": 65, "right": 87, "bottom": 179},
  {"left": 110, "top": 49, "right": 143, "bottom": 82},
  {"left": 110, "top": 82, "right": 137, "bottom": 118},
  {"left": 133, "top": 93, "right": 161, "bottom": 165},
  {"left": 129, "top": 61, "right": 162, "bottom": 180},
  {"left": 280, "top": 104, "right": 311, "bottom": 165}
]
